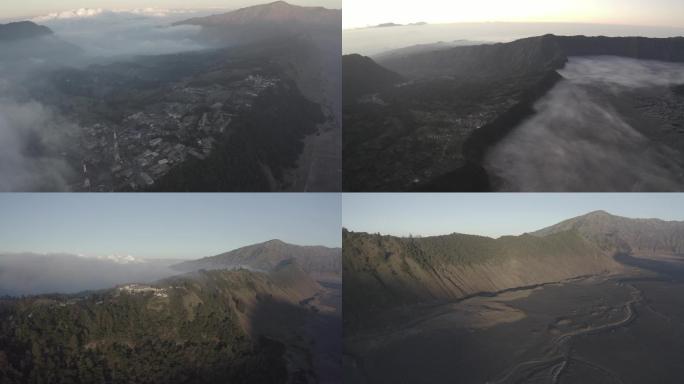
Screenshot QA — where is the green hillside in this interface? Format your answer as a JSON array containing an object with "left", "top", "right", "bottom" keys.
[{"left": 0, "top": 264, "right": 319, "bottom": 384}]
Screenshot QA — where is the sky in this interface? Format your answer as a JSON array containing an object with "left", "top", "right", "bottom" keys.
[
  {"left": 0, "top": 193, "right": 341, "bottom": 259},
  {"left": 343, "top": 193, "right": 684, "bottom": 238},
  {"left": 0, "top": 0, "right": 340, "bottom": 21},
  {"left": 343, "top": 0, "right": 684, "bottom": 29}
]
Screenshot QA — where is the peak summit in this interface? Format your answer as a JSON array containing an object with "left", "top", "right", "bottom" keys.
[
  {"left": 0, "top": 21, "right": 53, "bottom": 42},
  {"left": 174, "top": 1, "right": 339, "bottom": 28}
]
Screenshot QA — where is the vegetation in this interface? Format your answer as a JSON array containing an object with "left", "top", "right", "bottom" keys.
[
  {"left": 0, "top": 270, "right": 296, "bottom": 384},
  {"left": 152, "top": 82, "right": 323, "bottom": 191},
  {"left": 342, "top": 228, "right": 613, "bottom": 331}
]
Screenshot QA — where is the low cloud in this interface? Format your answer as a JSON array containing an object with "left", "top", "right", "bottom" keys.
[
  {"left": 0, "top": 99, "right": 79, "bottom": 191},
  {"left": 0, "top": 253, "right": 180, "bottom": 296},
  {"left": 35, "top": 9, "right": 214, "bottom": 57},
  {"left": 485, "top": 56, "right": 684, "bottom": 191}
]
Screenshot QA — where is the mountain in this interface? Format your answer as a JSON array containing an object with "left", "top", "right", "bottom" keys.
[
  {"left": 372, "top": 40, "right": 490, "bottom": 62},
  {"left": 172, "top": 2, "right": 342, "bottom": 192},
  {"left": 0, "top": 21, "right": 82, "bottom": 71},
  {"left": 343, "top": 211, "right": 684, "bottom": 329},
  {"left": 376, "top": 34, "right": 567, "bottom": 80},
  {"left": 0, "top": 264, "right": 322, "bottom": 383},
  {"left": 342, "top": 54, "right": 403, "bottom": 105},
  {"left": 177, "top": 1, "right": 339, "bottom": 28},
  {"left": 174, "top": 1, "right": 340, "bottom": 46},
  {"left": 173, "top": 240, "right": 342, "bottom": 281},
  {"left": 534, "top": 210, "right": 684, "bottom": 255},
  {"left": 0, "top": 21, "right": 52, "bottom": 42},
  {"left": 376, "top": 35, "right": 684, "bottom": 81},
  {"left": 343, "top": 228, "right": 618, "bottom": 326}
]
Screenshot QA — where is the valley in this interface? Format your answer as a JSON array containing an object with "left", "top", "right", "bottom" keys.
[{"left": 342, "top": 35, "right": 684, "bottom": 191}]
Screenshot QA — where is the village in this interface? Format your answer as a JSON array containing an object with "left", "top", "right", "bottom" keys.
[
  {"left": 117, "top": 284, "right": 169, "bottom": 298},
  {"left": 73, "top": 74, "right": 280, "bottom": 191}
]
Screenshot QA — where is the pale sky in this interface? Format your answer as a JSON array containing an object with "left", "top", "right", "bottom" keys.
[
  {"left": 0, "top": 194, "right": 341, "bottom": 259},
  {"left": 343, "top": 0, "right": 684, "bottom": 29},
  {"left": 0, "top": 0, "right": 340, "bottom": 21},
  {"left": 343, "top": 193, "right": 684, "bottom": 239}
]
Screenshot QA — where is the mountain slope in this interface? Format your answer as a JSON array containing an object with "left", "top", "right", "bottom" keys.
[
  {"left": 0, "top": 266, "right": 321, "bottom": 383},
  {"left": 342, "top": 54, "right": 403, "bottom": 105},
  {"left": 534, "top": 210, "right": 684, "bottom": 255},
  {"left": 173, "top": 240, "right": 342, "bottom": 281},
  {"left": 343, "top": 229, "right": 619, "bottom": 323},
  {"left": 173, "top": 2, "right": 342, "bottom": 192}
]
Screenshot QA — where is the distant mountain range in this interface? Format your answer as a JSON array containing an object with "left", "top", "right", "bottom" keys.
[
  {"left": 343, "top": 211, "right": 684, "bottom": 325},
  {"left": 173, "top": 239, "right": 342, "bottom": 282}
]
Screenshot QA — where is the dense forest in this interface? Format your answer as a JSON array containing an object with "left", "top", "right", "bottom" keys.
[{"left": 0, "top": 269, "right": 311, "bottom": 384}]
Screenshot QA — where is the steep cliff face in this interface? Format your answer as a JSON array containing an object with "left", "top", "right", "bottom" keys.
[
  {"left": 343, "top": 229, "right": 620, "bottom": 317},
  {"left": 534, "top": 210, "right": 684, "bottom": 255}
]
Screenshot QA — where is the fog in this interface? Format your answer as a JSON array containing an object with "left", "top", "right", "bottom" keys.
[
  {"left": 0, "top": 253, "right": 181, "bottom": 296},
  {"left": 485, "top": 56, "right": 684, "bottom": 192},
  {"left": 343, "top": 22, "right": 684, "bottom": 56},
  {"left": 34, "top": 9, "right": 212, "bottom": 57},
  {"left": 0, "top": 100, "right": 78, "bottom": 191}
]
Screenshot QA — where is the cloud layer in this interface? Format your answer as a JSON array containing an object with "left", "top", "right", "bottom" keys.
[
  {"left": 485, "top": 56, "right": 684, "bottom": 191},
  {"left": 0, "top": 253, "right": 179, "bottom": 296},
  {"left": 35, "top": 8, "right": 213, "bottom": 57}
]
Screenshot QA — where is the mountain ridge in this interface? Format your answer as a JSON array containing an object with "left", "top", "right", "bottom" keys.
[
  {"left": 174, "top": 1, "right": 340, "bottom": 29},
  {"left": 534, "top": 210, "right": 684, "bottom": 255},
  {"left": 173, "top": 239, "right": 342, "bottom": 281},
  {"left": 343, "top": 211, "right": 684, "bottom": 327}
]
